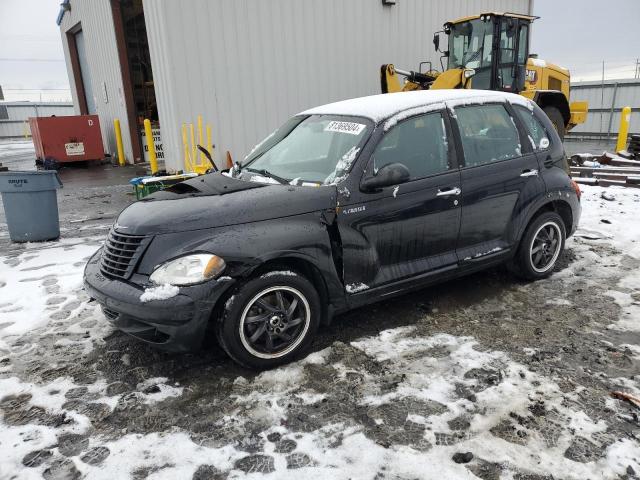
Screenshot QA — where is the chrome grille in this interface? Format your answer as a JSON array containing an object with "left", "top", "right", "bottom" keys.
[{"left": 100, "top": 229, "right": 149, "bottom": 279}]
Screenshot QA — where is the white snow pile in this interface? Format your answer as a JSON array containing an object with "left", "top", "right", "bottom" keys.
[
  {"left": 0, "top": 238, "right": 108, "bottom": 351},
  {"left": 248, "top": 174, "right": 280, "bottom": 185},
  {"left": 559, "top": 185, "right": 640, "bottom": 332},
  {"left": 139, "top": 283, "right": 179, "bottom": 303},
  {"left": 345, "top": 282, "right": 369, "bottom": 293}
]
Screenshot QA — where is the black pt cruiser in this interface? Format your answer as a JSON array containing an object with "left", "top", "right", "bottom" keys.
[{"left": 84, "top": 90, "right": 581, "bottom": 369}]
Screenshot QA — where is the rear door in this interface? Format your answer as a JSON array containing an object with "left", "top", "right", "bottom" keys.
[
  {"left": 337, "top": 110, "right": 462, "bottom": 292},
  {"left": 450, "top": 101, "right": 545, "bottom": 262}
]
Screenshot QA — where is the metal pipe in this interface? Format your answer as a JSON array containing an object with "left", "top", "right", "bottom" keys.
[
  {"left": 606, "top": 82, "right": 618, "bottom": 138},
  {"left": 394, "top": 68, "right": 412, "bottom": 77},
  {"left": 114, "top": 118, "right": 126, "bottom": 167},
  {"left": 599, "top": 61, "right": 605, "bottom": 134},
  {"left": 143, "top": 118, "right": 158, "bottom": 174}
]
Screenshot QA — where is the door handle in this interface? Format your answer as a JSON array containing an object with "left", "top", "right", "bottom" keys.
[
  {"left": 520, "top": 169, "right": 539, "bottom": 177},
  {"left": 543, "top": 155, "right": 555, "bottom": 168},
  {"left": 436, "top": 187, "right": 461, "bottom": 197}
]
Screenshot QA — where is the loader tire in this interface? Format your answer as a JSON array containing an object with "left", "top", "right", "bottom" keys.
[{"left": 543, "top": 106, "right": 565, "bottom": 141}]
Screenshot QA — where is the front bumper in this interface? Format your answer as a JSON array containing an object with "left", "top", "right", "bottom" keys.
[{"left": 83, "top": 249, "right": 234, "bottom": 352}]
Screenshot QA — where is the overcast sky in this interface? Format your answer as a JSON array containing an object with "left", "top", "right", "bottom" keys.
[{"left": 0, "top": 0, "right": 638, "bottom": 101}]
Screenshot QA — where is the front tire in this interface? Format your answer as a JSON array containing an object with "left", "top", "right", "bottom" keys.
[
  {"left": 217, "top": 270, "right": 320, "bottom": 369},
  {"left": 511, "top": 212, "right": 566, "bottom": 280},
  {"left": 542, "top": 106, "right": 566, "bottom": 141}
]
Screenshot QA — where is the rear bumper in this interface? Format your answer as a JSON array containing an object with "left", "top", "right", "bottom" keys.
[{"left": 83, "top": 249, "right": 234, "bottom": 352}]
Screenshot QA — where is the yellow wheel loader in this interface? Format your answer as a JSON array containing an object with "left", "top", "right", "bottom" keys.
[{"left": 381, "top": 12, "right": 587, "bottom": 139}]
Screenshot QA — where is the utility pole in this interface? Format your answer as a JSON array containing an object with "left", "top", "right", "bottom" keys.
[{"left": 600, "top": 61, "right": 605, "bottom": 135}]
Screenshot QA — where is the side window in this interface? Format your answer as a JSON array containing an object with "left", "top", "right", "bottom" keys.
[
  {"left": 454, "top": 103, "right": 521, "bottom": 167},
  {"left": 373, "top": 112, "right": 449, "bottom": 180},
  {"left": 513, "top": 104, "right": 550, "bottom": 151}
]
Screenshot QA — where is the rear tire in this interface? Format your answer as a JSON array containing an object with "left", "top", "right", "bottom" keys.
[
  {"left": 217, "top": 270, "right": 320, "bottom": 369},
  {"left": 542, "top": 106, "right": 566, "bottom": 141},
  {"left": 510, "top": 212, "right": 566, "bottom": 280}
]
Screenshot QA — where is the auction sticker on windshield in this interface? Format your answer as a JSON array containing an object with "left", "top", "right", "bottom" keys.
[{"left": 325, "top": 121, "right": 366, "bottom": 136}]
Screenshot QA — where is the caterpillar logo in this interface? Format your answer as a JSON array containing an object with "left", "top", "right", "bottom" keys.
[{"left": 525, "top": 69, "right": 537, "bottom": 83}]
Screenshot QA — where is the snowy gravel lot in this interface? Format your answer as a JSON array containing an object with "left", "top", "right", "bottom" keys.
[{"left": 0, "top": 145, "right": 639, "bottom": 478}]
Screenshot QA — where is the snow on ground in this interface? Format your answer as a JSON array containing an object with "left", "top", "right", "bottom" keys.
[{"left": 0, "top": 185, "right": 638, "bottom": 479}]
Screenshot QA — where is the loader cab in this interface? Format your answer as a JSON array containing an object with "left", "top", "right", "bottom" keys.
[{"left": 441, "top": 13, "right": 536, "bottom": 93}]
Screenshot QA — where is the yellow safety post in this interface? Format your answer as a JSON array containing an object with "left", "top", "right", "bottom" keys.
[
  {"left": 206, "top": 124, "right": 213, "bottom": 166},
  {"left": 616, "top": 106, "right": 632, "bottom": 153},
  {"left": 189, "top": 123, "right": 196, "bottom": 169},
  {"left": 182, "top": 124, "right": 193, "bottom": 172},
  {"left": 113, "top": 118, "right": 126, "bottom": 166},
  {"left": 23, "top": 121, "right": 30, "bottom": 139},
  {"left": 197, "top": 115, "right": 204, "bottom": 164},
  {"left": 143, "top": 118, "right": 158, "bottom": 174}
]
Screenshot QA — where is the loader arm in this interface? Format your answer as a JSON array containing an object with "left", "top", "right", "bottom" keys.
[{"left": 380, "top": 64, "right": 437, "bottom": 93}]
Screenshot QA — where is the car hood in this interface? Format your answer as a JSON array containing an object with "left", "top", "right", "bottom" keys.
[{"left": 115, "top": 173, "right": 338, "bottom": 235}]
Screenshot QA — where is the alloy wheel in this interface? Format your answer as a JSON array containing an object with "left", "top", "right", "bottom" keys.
[
  {"left": 530, "top": 221, "right": 562, "bottom": 273},
  {"left": 238, "top": 286, "right": 310, "bottom": 359}
]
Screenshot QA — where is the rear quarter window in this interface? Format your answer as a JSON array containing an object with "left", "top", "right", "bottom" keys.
[
  {"left": 454, "top": 103, "right": 521, "bottom": 167},
  {"left": 513, "top": 104, "right": 551, "bottom": 151}
]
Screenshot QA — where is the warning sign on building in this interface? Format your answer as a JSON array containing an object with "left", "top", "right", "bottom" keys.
[{"left": 140, "top": 127, "right": 164, "bottom": 163}]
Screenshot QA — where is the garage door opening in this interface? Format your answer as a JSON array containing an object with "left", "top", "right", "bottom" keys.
[{"left": 112, "top": 0, "right": 159, "bottom": 164}]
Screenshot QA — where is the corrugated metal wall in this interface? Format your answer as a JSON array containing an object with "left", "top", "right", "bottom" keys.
[
  {"left": 144, "top": 0, "right": 531, "bottom": 171},
  {"left": 0, "top": 102, "right": 75, "bottom": 138},
  {"left": 59, "top": 1, "right": 133, "bottom": 162},
  {"left": 569, "top": 80, "right": 640, "bottom": 136}
]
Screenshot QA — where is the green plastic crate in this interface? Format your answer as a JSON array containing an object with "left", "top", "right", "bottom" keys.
[{"left": 130, "top": 173, "right": 199, "bottom": 200}]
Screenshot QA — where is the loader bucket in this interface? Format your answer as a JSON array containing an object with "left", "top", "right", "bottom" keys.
[{"left": 568, "top": 101, "right": 588, "bottom": 130}]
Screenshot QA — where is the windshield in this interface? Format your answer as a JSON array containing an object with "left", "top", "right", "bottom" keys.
[
  {"left": 238, "top": 115, "right": 372, "bottom": 186},
  {"left": 448, "top": 18, "right": 493, "bottom": 89}
]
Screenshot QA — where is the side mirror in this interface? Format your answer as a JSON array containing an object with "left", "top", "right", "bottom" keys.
[
  {"left": 433, "top": 32, "right": 440, "bottom": 52},
  {"left": 361, "top": 163, "right": 410, "bottom": 191}
]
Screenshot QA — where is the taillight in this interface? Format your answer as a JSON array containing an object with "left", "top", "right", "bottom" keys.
[{"left": 570, "top": 179, "right": 581, "bottom": 200}]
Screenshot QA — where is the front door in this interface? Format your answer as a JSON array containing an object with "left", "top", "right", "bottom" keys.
[
  {"left": 450, "top": 101, "right": 545, "bottom": 261},
  {"left": 338, "top": 110, "right": 462, "bottom": 293}
]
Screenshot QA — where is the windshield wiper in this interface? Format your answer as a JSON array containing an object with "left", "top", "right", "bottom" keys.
[{"left": 243, "top": 167, "right": 290, "bottom": 185}]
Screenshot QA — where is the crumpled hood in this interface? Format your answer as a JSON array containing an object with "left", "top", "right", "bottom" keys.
[{"left": 115, "top": 173, "right": 337, "bottom": 235}]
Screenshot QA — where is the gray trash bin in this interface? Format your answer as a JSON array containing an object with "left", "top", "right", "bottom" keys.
[{"left": 0, "top": 171, "right": 63, "bottom": 242}]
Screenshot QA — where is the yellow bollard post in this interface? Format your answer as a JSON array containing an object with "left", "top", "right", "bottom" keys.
[
  {"left": 206, "top": 124, "right": 213, "bottom": 167},
  {"left": 113, "top": 118, "right": 126, "bottom": 166},
  {"left": 616, "top": 106, "right": 632, "bottom": 153},
  {"left": 24, "top": 121, "right": 29, "bottom": 139},
  {"left": 143, "top": 119, "right": 158, "bottom": 174},
  {"left": 190, "top": 123, "right": 196, "bottom": 168},
  {"left": 197, "top": 115, "right": 204, "bottom": 164},
  {"left": 182, "top": 124, "right": 192, "bottom": 172}
]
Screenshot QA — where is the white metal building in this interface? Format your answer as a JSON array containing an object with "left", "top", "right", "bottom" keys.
[
  {"left": 59, "top": 0, "right": 532, "bottom": 172},
  {"left": 569, "top": 79, "right": 640, "bottom": 137},
  {"left": 0, "top": 102, "right": 74, "bottom": 138}
]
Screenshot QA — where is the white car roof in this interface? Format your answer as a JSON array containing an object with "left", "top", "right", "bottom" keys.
[{"left": 299, "top": 89, "right": 532, "bottom": 125}]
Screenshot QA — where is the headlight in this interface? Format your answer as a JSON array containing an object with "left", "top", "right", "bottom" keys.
[{"left": 149, "top": 254, "right": 226, "bottom": 286}]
